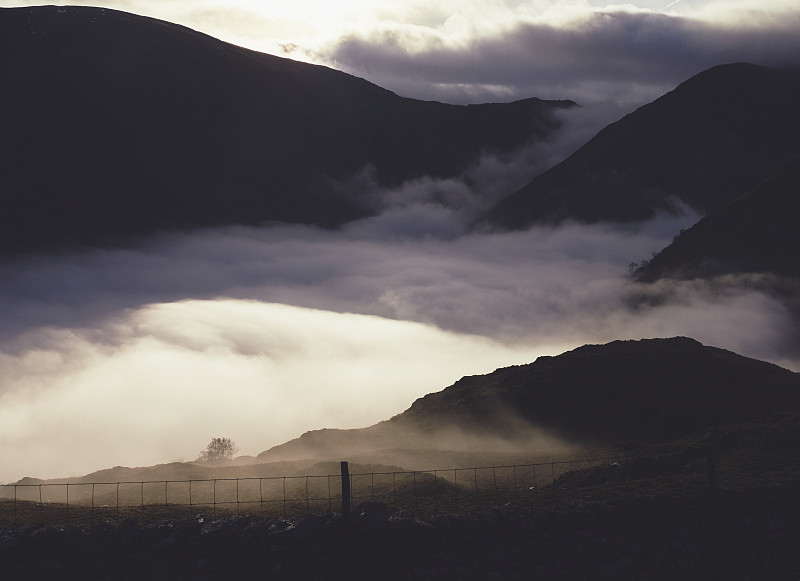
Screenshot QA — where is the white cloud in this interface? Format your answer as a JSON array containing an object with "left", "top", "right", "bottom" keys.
[
  {"left": 0, "top": 300, "right": 544, "bottom": 483},
  {"left": 3, "top": 210, "right": 798, "bottom": 483},
  {"left": 2, "top": 0, "right": 799, "bottom": 484}
]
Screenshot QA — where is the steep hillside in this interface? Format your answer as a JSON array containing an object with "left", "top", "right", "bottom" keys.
[
  {"left": 0, "top": 6, "right": 572, "bottom": 253},
  {"left": 479, "top": 63, "right": 800, "bottom": 229},
  {"left": 634, "top": 155, "right": 800, "bottom": 281}
]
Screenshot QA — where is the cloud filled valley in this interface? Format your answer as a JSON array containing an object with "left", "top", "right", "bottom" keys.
[
  {"left": 2, "top": 2, "right": 800, "bottom": 487},
  {"left": 4, "top": 6, "right": 800, "bottom": 580},
  {"left": 2, "top": 188, "right": 797, "bottom": 482}
]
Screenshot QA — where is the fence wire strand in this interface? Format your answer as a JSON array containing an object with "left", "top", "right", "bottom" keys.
[{"left": 0, "top": 456, "right": 623, "bottom": 528}]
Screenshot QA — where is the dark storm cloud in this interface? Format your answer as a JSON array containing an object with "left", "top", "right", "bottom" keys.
[{"left": 325, "top": 9, "right": 800, "bottom": 104}]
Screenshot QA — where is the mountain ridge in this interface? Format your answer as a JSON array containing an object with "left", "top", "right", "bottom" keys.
[
  {"left": 0, "top": 5, "right": 573, "bottom": 253},
  {"left": 634, "top": 154, "right": 800, "bottom": 282},
  {"left": 7, "top": 337, "right": 798, "bottom": 483},
  {"left": 258, "top": 337, "right": 800, "bottom": 465},
  {"left": 479, "top": 62, "right": 800, "bottom": 229}
]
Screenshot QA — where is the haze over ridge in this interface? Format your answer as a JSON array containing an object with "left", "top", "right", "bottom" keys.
[
  {"left": 4, "top": 207, "right": 797, "bottom": 483},
  {"left": 1, "top": 4, "right": 800, "bottom": 483}
]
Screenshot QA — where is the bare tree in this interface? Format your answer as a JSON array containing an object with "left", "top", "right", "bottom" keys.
[{"left": 198, "top": 437, "right": 239, "bottom": 462}]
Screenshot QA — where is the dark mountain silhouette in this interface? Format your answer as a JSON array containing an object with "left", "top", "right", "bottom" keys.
[
  {"left": 479, "top": 63, "right": 800, "bottom": 229},
  {"left": 0, "top": 6, "right": 573, "bottom": 253},
  {"left": 395, "top": 337, "right": 800, "bottom": 442},
  {"left": 259, "top": 337, "right": 800, "bottom": 463},
  {"left": 634, "top": 155, "right": 800, "bottom": 282}
]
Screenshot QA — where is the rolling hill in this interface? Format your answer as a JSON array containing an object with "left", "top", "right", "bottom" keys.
[
  {"left": 258, "top": 337, "right": 800, "bottom": 464},
  {"left": 5, "top": 337, "right": 800, "bottom": 580},
  {"left": 11, "top": 336, "right": 799, "bottom": 484},
  {"left": 479, "top": 63, "right": 800, "bottom": 229},
  {"left": 0, "top": 5, "right": 573, "bottom": 253}
]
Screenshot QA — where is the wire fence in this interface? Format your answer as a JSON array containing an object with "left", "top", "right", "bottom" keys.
[{"left": 0, "top": 456, "right": 624, "bottom": 529}]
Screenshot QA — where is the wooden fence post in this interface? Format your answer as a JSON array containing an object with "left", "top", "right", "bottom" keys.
[{"left": 341, "top": 461, "right": 351, "bottom": 518}]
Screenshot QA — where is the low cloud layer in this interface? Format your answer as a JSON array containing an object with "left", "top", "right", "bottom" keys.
[
  {"left": 2, "top": 110, "right": 797, "bottom": 483},
  {"left": 2, "top": 0, "right": 799, "bottom": 483},
  {"left": 0, "top": 301, "right": 540, "bottom": 482},
  {"left": 2, "top": 200, "right": 797, "bottom": 482}
]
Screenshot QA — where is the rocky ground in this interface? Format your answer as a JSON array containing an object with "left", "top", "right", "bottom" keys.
[{"left": 2, "top": 480, "right": 799, "bottom": 581}]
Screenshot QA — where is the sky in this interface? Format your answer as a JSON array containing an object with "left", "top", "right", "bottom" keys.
[
  {"left": 4, "top": 0, "right": 800, "bottom": 106},
  {"left": 2, "top": 0, "right": 800, "bottom": 483}
]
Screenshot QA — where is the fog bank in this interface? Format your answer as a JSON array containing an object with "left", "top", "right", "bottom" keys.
[{"left": 2, "top": 203, "right": 797, "bottom": 483}]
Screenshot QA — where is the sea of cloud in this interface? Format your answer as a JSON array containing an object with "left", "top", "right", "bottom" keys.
[
  {"left": 2, "top": 0, "right": 799, "bottom": 488},
  {"left": 1, "top": 100, "right": 799, "bottom": 483},
  {"left": 2, "top": 167, "right": 797, "bottom": 483}
]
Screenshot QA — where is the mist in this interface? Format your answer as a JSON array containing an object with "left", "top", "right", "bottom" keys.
[
  {"left": 2, "top": 105, "right": 798, "bottom": 484},
  {"left": 3, "top": 216, "right": 797, "bottom": 482}
]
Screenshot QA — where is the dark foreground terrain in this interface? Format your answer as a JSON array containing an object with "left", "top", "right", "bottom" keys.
[
  {"left": 3, "top": 338, "right": 800, "bottom": 580},
  {"left": 2, "top": 485, "right": 799, "bottom": 580},
  {"left": 3, "top": 440, "right": 799, "bottom": 581}
]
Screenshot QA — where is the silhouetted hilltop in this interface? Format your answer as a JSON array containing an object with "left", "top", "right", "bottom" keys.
[
  {"left": 634, "top": 155, "right": 800, "bottom": 282},
  {"left": 260, "top": 337, "right": 800, "bottom": 463},
  {"left": 8, "top": 337, "right": 800, "bottom": 486},
  {"left": 0, "top": 6, "right": 572, "bottom": 253},
  {"left": 394, "top": 337, "right": 800, "bottom": 443},
  {"left": 480, "top": 63, "right": 800, "bottom": 228}
]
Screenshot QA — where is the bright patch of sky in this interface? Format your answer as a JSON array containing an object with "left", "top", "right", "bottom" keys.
[
  {"left": 4, "top": 1, "right": 794, "bottom": 63},
  {"left": 5, "top": 0, "right": 791, "bottom": 106}
]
